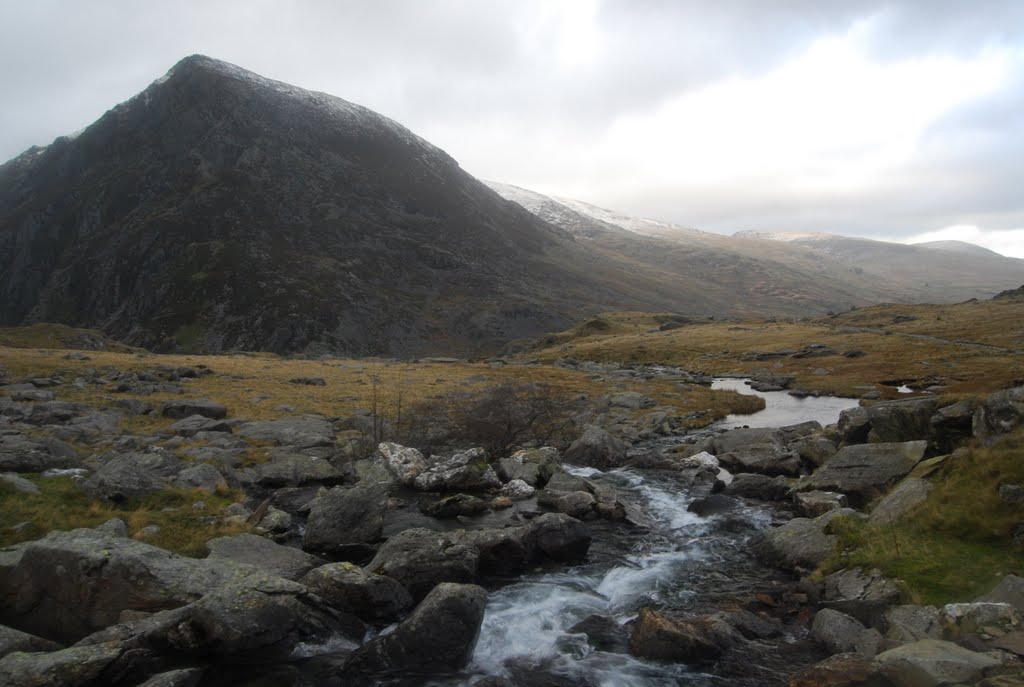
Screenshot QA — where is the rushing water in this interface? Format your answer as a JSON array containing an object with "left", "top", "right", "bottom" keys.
[{"left": 711, "top": 378, "right": 859, "bottom": 430}]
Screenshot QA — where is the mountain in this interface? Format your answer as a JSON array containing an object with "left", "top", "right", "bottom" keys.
[{"left": 2, "top": 56, "right": 1021, "bottom": 356}]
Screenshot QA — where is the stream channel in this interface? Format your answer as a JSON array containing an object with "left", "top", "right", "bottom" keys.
[{"left": 300, "top": 376, "right": 860, "bottom": 686}]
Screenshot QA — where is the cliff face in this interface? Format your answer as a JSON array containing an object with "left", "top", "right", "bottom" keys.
[{"left": 0, "top": 55, "right": 586, "bottom": 355}]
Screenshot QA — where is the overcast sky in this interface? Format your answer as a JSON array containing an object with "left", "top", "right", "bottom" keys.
[{"left": 3, "top": 1, "right": 1024, "bottom": 257}]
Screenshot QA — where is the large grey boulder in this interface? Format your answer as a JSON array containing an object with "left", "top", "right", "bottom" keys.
[
  {"left": 628, "top": 608, "right": 729, "bottom": 662},
  {"left": 748, "top": 508, "right": 858, "bottom": 573},
  {"left": 883, "top": 605, "right": 942, "bottom": 642},
  {"left": 344, "top": 583, "right": 486, "bottom": 674},
  {"left": 367, "top": 529, "right": 480, "bottom": 601},
  {"left": 206, "top": 533, "right": 323, "bottom": 581},
  {"left": 413, "top": 448, "right": 501, "bottom": 492},
  {"left": 811, "top": 608, "right": 883, "bottom": 657},
  {"left": 563, "top": 425, "right": 627, "bottom": 469},
  {"left": 723, "top": 473, "right": 792, "bottom": 501},
  {"left": 837, "top": 406, "right": 872, "bottom": 444},
  {"left": 873, "top": 639, "right": 1001, "bottom": 686},
  {"left": 796, "top": 441, "right": 927, "bottom": 507},
  {"left": 0, "top": 624, "right": 62, "bottom": 659},
  {"left": 866, "top": 398, "right": 939, "bottom": 443},
  {"left": 168, "top": 414, "right": 232, "bottom": 437},
  {"left": 498, "top": 447, "right": 560, "bottom": 487},
  {"left": 172, "top": 463, "right": 228, "bottom": 492},
  {"left": 301, "top": 481, "right": 386, "bottom": 554},
  {"left": 716, "top": 442, "right": 802, "bottom": 476},
  {"left": 251, "top": 452, "right": 349, "bottom": 487},
  {"left": 454, "top": 512, "right": 591, "bottom": 576},
  {"left": 161, "top": 399, "right": 227, "bottom": 420},
  {"left": 0, "top": 434, "right": 79, "bottom": 473},
  {"left": 238, "top": 415, "right": 335, "bottom": 448},
  {"left": 824, "top": 568, "right": 906, "bottom": 628},
  {"left": 973, "top": 386, "right": 1024, "bottom": 443},
  {"left": 869, "top": 477, "right": 932, "bottom": 525},
  {"left": 978, "top": 574, "right": 1024, "bottom": 613},
  {"left": 0, "top": 643, "right": 124, "bottom": 687},
  {"left": 300, "top": 563, "right": 413, "bottom": 622},
  {"left": 0, "top": 528, "right": 250, "bottom": 642},
  {"left": 930, "top": 399, "right": 976, "bottom": 452},
  {"left": 81, "top": 449, "right": 185, "bottom": 502}
]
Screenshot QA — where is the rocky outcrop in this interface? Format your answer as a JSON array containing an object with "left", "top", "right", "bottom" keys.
[
  {"left": 344, "top": 583, "right": 486, "bottom": 674},
  {"left": 795, "top": 442, "right": 926, "bottom": 507},
  {"left": 628, "top": 608, "right": 730, "bottom": 662}
]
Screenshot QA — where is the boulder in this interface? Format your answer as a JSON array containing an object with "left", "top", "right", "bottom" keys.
[
  {"left": 300, "top": 562, "right": 413, "bottom": 622},
  {"left": 941, "top": 602, "right": 1020, "bottom": 638},
  {"left": 206, "top": 534, "right": 323, "bottom": 581},
  {"left": 628, "top": 608, "right": 725, "bottom": 662},
  {"left": 978, "top": 574, "right": 1024, "bottom": 613},
  {"left": 344, "top": 583, "right": 486, "bottom": 674},
  {"left": 0, "top": 643, "right": 124, "bottom": 687},
  {"left": 495, "top": 457, "right": 541, "bottom": 486},
  {"left": 563, "top": 425, "right": 627, "bottom": 469},
  {"left": 568, "top": 614, "right": 630, "bottom": 653},
  {"left": 252, "top": 453, "right": 349, "bottom": 487},
  {"left": 866, "top": 398, "right": 939, "bottom": 443},
  {"left": 168, "top": 414, "right": 232, "bottom": 438},
  {"left": 499, "top": 479, "right": 535, "bottom": 499},
  {"left": 883, "top": 605, "right": 942, "bottom": 643},
  {"left": 376, "top": 442, "right": 427, "bottom": 486},
  {"left": 161, "top": 399, "right": 227, "bottom": 420},
  {"left": 366, "top": 529, "right": 479, "bottom": 601},
  {"left": 868, "top": 478, "right": 932, "bottom": 526},
  {"left": 0, "top": 473, "right": 39, "bottom": 494},
  {"left": 749, "top": 509, "right": 859, "bottom": 573},
  {"left": 0, "top": 434, "right": 78, "bottom": 473},
  {"left": 413, "top": 448, "right": 501, "bottom": 492},
  {"left": 0, "top": 624, "right": 62, "bottom": 659},
  {"left": 811, "top": 609, "right": 883, "bottom": 657},
  {"left": 790, "top": 434, "right": 839, "bottom": 467},
  {"left": 537, "top": 489, "right": 596, "bottom": 519},
  {"left": 837, "top": 406, "right": 872, "bottom": 445},
  {"left": 80, "top": 449, "right": 185, "bottom": 502},
  {"left": 237, "top": 416, "right": 335, "bottom": 449},
  {"left": 823, "top": 568, "right": 906, "bottom": 628},
  {"left": 302, "top": 481, "right": 386, "bottom": 554},
  {"left": 872, "top": 639, "right": 1001, "bottom": 687},
  {"left": 544, "top": 470, "right": 593, "bottom": 493},
  {"left": 788, "top": 653, "right": 890, "bottom": 687},
  {"left": 796, "top": 442, "right": 927, "bottom": 508},
  {"left": 608, "top": 391, "right": 656, "bottom": 409},
  {"left": 929, "top": 400, "right": 976, "bottom": 452},
  {"left": 23, "top": 401, "right": 88, "bottom": 426},
  {"left": 687, "top": 494, "right": 741, "bottom": 517},
  {"left": 717, "top": 443, "right": 802, "bottom": 476},
  {"left": 136, "top": 669, "right": 203, "bottom": 687},
  {"left": 172, "top": 463, "right": 228, "bottom": 493},
  {"left": 794, "top": 491, "right": 848, "bottom": 517},
  {"left": 423, "top": 493, "right": 491, "bottom": 518},
  {"left": 973, "top": 386, "right": 1024, "bottom": 443},
  {"left": 0, "top": 528, "right": 249, "bottom": 642},
  {"left": 724, "top": 473, "right": 792, "bottom": 501}
]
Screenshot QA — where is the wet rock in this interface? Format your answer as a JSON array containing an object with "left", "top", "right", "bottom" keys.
[
  {"left": 568, "top": 614, "right": 630, "bottom": 653},
  {"left": 866, "top": 398, "right": 939, "bottom": 444},
  {"left": 749, "top": 509, "right": 861, "bottom": 574},
  {"left": 788, "top": 653, "right": 890, "bottom": 687},
  {"left": 161, "top": 399, "right": 227, "bottom": 420},
  {"left": 722, "top": 609, "right": 783, "bottom": 639},
  {"left": 207, "top": 533, "right": 322, "bottom": 581},
  {"left": 0, "top": 623, "right": 62, "bottom": 659},
  {"left": 300, "top": 562, "right": 413, "bottom": 622},
  {"left": 81, "top": 449, "right": 185, "bottom": 502},
  {"left": 423, "top": 493, "right": 491, "bottom": 518},
  {"left": 794, "top": 491, "right": 848, "bottom": 517},
  {"left": 168, "top": 414, "right": 232, "bottom": 437},
  {"left": 796, "top": 441, "right": 927, "bottom": 508},
  {"left": 811, "top": 609, "right": 883, "bottom": 657},
  {"left": 563, "top": 425, "right": 627, "bottom": 469},
  {"left": 628, "top": 608, "right": 725, "bottom": 662},
  {"left": 0, "top": 643, "right": 124, "bottom": 687},
  {"left": 367, "top": 529, "right": 479, "bottom": 601},
  {"left": 688, "top": 494, "right": 740, "bottom": 517},
  {"left": 238, "top": 415, "right": 335, "bottom": 449},
  {"left": 872, "top": 639, "right": 1001, "bottom": 686},
  {"left": 823, "top": 568, "right": 906, "bottom": 629},
  {"left": 973, "top": 386, "right": 1024, "bottom": 444},
  {"left": 414, "top": 448, "right": 501, "bottom": 492},
  {"left": 302, "top": 481, "right": 386, "bottom": 554},
  {"left": 537, "top": 489, "right": 596, "bottom": 519},
  {"left": 344, "top": 582, "right": 486, "bottom": 674},
  {"left": 724, "top": 473, "right": 792, "bottom": 501},
  {"left": 868, "top": 478, "right": 932, "bottom": 526},
  {"left": 376, "top": 442, "right": 427, "bottom": 486},
  {"left": 883, "top": 605, "right": 942, "bottom": 643}
]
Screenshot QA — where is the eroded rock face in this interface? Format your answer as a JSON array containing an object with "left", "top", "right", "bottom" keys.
[{"left": 344, "top": 583, "right": 487, "bottom": 675}]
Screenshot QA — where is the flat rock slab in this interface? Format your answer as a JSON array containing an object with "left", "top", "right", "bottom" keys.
[
  {"left": 797, "top": 441, "right": 926, "bottom": 507},
  {"left": 161, "top": 399, "right": 228, "bottom": 420},
  {"left": 873, "top": 639, "right": 1001, "bottom": 687},
  {"left": 207, "top": 533, "right": 323, "bottom": 581},
  {"left": 238, "top": 416, "right": 335, "bottom": 448},
  {"left": 748, "top": 508, "right": 859, "bottom": 573},
  {"left": 869, "top": 477, "right": 932, "bottom": 525}
]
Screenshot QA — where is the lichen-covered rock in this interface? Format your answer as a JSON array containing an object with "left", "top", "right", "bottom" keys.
[
  {"left": 563, "top": 425, "right": 627, "bottom": 469},
  {"left": 300, "top": 562, "right": 413, "bottom": 622},
  {"left": 788, "top": 653, "right": 890, "bottom": 687},
  {"left": 413, "top": 448, "right": 501, "bottom": 492},
  {"left": 973, "top": 386, "right": 1024, "bottom": 443},
  {"left": 823, "top": 568, "right": 906, "bottom": 629},
  {"left": 376, "top": 442, "right": 427, "bottom": 486},
  {"left": 796, "top": 442, "right": 926, "bottom": 507},
  {"left": 872, "top": 639, "right": 1001, "bottom": 687},
  {"left": 238, "top": 416, "right": 335, "bottom": 448},
  {"left": 883, "top": 605, "right": 942, "bottom": 643},
  {"left": 866, "top": 397, "right": 939, "bottom": 443},
  {"left": 366, "top": 529, "right": 479, "bottom": 601},
  {"left": 811, "top": 609, "right": 883, "bottom": 657},
  {"left": 206, "top": 533, "right": 323, "bottom": 581},
  {"left": 301, "top": 481, "right": 386, "bottom": 554},
  {"left": 161, "top": 399, "right": 227, "bottom": 420},
  {"left": 80, "top": 448, "right": 185, "bottom": 502},
  {"left": 748, "top": 509, "right": 859, "bottom": 574},
  {"left": 0, "top": 643, "right": 124, "bottom": 687}
]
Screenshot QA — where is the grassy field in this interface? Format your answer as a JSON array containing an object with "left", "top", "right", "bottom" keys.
[{"left": 528, "top": 299, "right": 1024, "bottom": 397}]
